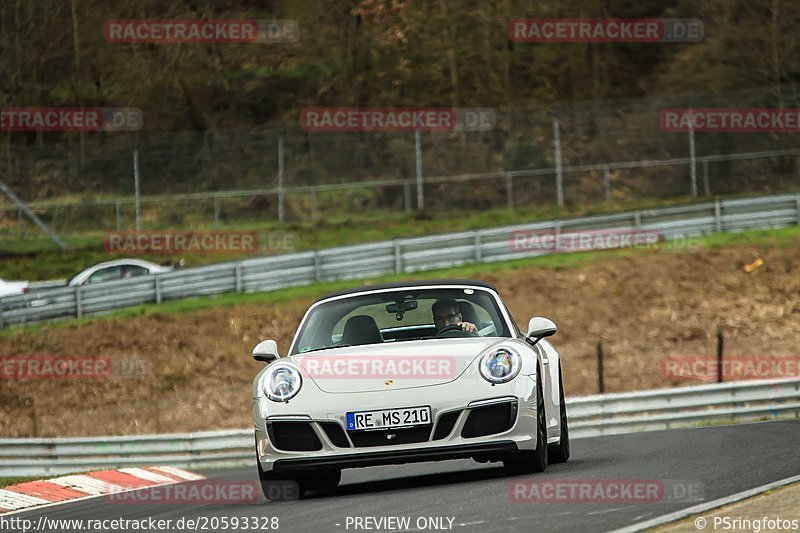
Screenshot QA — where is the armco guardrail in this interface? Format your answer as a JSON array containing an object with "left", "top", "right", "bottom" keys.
[
  {"left": 2, "top": 192, "right": 799, "bottom": 327},
  {"left": 1, "top": 379, "right": 798, "bottom": 477}
]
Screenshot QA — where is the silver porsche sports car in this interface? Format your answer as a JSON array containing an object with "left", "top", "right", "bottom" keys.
[{"left": 251, "top": 279, "right": 569, "bottom": 499}]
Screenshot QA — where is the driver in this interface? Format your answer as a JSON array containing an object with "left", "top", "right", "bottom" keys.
[{"left": 432, "top": 299, "right": 477, "bottom": 334}]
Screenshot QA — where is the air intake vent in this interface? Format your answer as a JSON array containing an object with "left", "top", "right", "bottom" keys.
[
  {"left": 461, "top": 401, "right": 517, "bottom": 438},
  {"left": 267, "top": 422, "right": 322, "bottom": 451},
  {"left": 320, "top": 422, "right": 351, "bottom": 448},
  {"left": 432, "top": 411, "right": 461, "bottom": 440}
]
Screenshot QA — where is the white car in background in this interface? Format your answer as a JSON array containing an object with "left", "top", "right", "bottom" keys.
[
  {"left": 67, "top": 259, "right": 173, "bottom": 287},
  {"left": 1, "top": 259, "right": 172, "bottom": 309},
  {"left": 251, "top": 279, "right": 570, "bottom": 500},
  {"left": 0, "top": 278, "right": 29, "bottom": 298}
]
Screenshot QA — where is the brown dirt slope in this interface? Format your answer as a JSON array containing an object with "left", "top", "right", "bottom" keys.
[{"left": 0, "top": 240, "right": 798, "bottom": 437}]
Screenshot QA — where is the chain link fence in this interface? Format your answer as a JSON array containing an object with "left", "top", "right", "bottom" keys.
[{"left": 1, "top": 88, "right": 799, "bottom": 239}]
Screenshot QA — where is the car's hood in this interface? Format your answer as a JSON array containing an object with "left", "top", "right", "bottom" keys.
[{"left": 290, "top": 337, "right": 507, "bottom": 393}]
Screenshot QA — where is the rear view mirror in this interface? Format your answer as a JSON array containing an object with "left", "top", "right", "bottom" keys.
[
  {"left": 387, "top": 299, "right": 418, "bottom": 320},
  {"left": 386, "top": 300, "right": 418, "bottom": 313},
  {"left": 253, "top": 340, "right": 279, "bottom": 363},
  {"left": 526, "top": 317, "right": 557, "bottom": 346}
]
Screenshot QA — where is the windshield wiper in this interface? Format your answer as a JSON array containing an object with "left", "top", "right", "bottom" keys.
[{"left": 299, "top": 344, "right": 351, "bottom": 354}]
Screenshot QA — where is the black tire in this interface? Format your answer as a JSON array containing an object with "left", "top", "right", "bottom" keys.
[
  {"left": 503, "top": 369, "right": 548, "bottom": 475},
  {"left": 256, "top": 458, "right": 306, "bottom": 501},
  {"left": 548, "top": 363, "right": 570, "bottom": 463}
]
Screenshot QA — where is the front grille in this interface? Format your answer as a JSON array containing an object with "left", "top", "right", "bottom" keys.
[
  {"left": 267, "top": 421, "right": 322, "bottom": 451},
  {"left": 319, "top": 422, "right": 351, "bottom": 448},
  {"left": 432, "top": 411, "right": 461, "bottom": 440},
  {"left": 349, "top": 425, "right": 432, "bottom": 447},
  {"left": 461, "top": 401, "right": 517, "bottom": 438}
]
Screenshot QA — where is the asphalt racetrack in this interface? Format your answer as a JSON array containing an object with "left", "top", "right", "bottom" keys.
[{"left": 7, "top": 420, "right": 800, "bottom": 533}]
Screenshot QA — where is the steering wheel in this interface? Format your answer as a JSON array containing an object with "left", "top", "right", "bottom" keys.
[{"left": 435, "top": 324, "right": 479, "bottom": 338}]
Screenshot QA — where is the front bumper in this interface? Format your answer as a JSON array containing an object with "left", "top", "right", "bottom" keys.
[
  {"left": 271, "top": 441, "right": 520, "bottom": 471},
  {"left": 254, "top": 374, "right": 538, "bottom": 472}
]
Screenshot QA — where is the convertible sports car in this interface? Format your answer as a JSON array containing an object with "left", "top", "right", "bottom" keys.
[{"left": 251, "top": 279, "right": 569, "bottom": 500}]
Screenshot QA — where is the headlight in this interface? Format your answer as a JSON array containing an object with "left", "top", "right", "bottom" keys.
[
  {"left": 479, "top": 348, "right": 521, "bottom": 384},
  {"left": 261, "top": 366, "right": 302, "bottom": 402}
]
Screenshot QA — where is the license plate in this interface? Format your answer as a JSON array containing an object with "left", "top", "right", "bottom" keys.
[{"left": 346, "top": 406, "right": 431, "bottom": 431}]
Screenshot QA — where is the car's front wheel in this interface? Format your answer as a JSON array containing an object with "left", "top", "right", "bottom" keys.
[{"left": 503, "top": 369, "right": 548, "bottom": 475}]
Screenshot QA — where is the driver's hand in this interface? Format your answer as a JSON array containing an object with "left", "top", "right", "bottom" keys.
[{"left": 459, "top": 321, "right": 477, "bottom": 333}]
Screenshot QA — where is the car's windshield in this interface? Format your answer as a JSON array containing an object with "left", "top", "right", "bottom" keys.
[{"left": 290, "top": 287, "right": 511, "bottom": 355}]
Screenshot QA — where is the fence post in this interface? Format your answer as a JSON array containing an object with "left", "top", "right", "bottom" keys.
[
  {"left": 474, "top": 232, "right": 482, "bottom": 262},
  {"left": 554, "top": 221, "right": 562, "bottom": 247},
  {"left": 603, "top": 165, "right": 611, "bottom": 202},
  {"left": 714, "top": 200, "right": 722, "bottom": 232},
  {"left": 152, "top": 382, "right": 161, "bottom": 434},
  {"left": 415, "top": 130, "right": 424, "bottom": 210},
  {"left": 688, "top": 111, "right": 697, "bottom": 198},
  {"left": 313, "top": 251, "right": 322, "bottom": 282},
  {"left": 702, "top": 159, "right": 710, "bottom": 196},
  {"left": 716, "top": 330, "right": 724, "bottom": 383},
  {"left": 133, "top": 139, "right": 141, "bottom": 233},
  {"left": 278, "top": 135, "right": 285, "bottom": 224},
  {"left": 154, "top": 275, "right": 162, "bottom": 304},
  {"left": 796, "top": 193, "right": 800, "bottom": 224},
  {"left": 310, "top": 187, "right": 317, "bottom": 223},
  {"left": 115, "top": 200, "right": 121, "bottom": 231},
  {"left": 505, "top": 173, "right": 513, "bottom": 209},
  {"left": 75, "top": 286, "right": 82, "bottom": 319},
  {"left": 553, "top": 116, "right": 564, "bottom": 208},
  {"left": 213, "top": 196, "right": 220, "bottom": 227},
  {"left": 597, "top": 342, "right": 605, "bottom": 394},
  {"left": 404, "top": 181, "right": 412, "bottom": 214},
  {"left": 394, "top": 240, "right": 402, "bottom": 273}
]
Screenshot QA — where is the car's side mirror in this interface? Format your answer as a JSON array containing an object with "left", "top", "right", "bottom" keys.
[
  {"left": 252, "top": 340, "right": 279, "bottom": 363},
  {"left": 526, "top": 317, "right": 557, "bottom": 347}
]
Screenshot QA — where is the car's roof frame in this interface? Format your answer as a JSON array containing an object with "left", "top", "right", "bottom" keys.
[{"left": 316, "top": 279, "right": 498, "bottom": 303}]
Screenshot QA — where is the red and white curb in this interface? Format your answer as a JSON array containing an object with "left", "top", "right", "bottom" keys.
[{"left": 0, "top": 466, "right": 204, "bottom": 515}]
